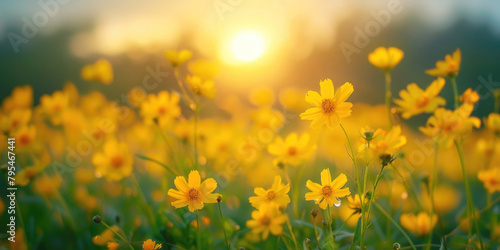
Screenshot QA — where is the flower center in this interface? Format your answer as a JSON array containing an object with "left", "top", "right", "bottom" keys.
[
  {"left": 267, "top": 190, "right": 276, "bottom": 200},
  {"left": 188, "top": 188, "right": 200, "bottom": 200},
  {"left": 416, "top": 94, "right": 430, "bottom": 108},
  {"left": 157, "top": 106, "right": 167, "bottom": 115},
  {"left": 287, "top": 146, "right": 297, "bottom": 156},
  {"left": 19, "top": 134, "right": 31, "bottom": 146},
  {"left": 110, "top": 155, "right": 124, "bottom": 169},
  {"left": 322, "top": 186, "right": 333, "bottom": 197},
  {"left": 321, "top": 99, "right": 335, "bottom": 114},
  {"left": 259, "top": 215, "right": 271, "bottom": 226}
]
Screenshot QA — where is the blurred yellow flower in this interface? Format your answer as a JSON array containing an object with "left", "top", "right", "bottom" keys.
[
  {"left": 372, "top": 125, "right": 407, "bottom": 157},
  {"left": 246, "top": 205, "right": 287, "bottom": 240},
  {"left": 107, "top": 242, "right": 119, "bottom": 250},
  {"left": 185, "top": 75, "right": 216, "bottom": 99},
  {"left": 142, "top": 239, "right": 162, "bottom": 250},
  {"left": 17, "top": 165, "right": 42, "bottom": 186},
  {"left": 368, "top": 46, "right": 404, "bottom": 71},
  {"left": 140, "top": 91, "right": 181, "bottom": 126},
  {"left": 92, "top": 225, "right": 120, "bottom": 246},
  {"left": 75, "top": 186, "right": 99, "bottom": 211},
  {"left": 426, "top": 48, "right": 461, "bottom": 78},
  {"left": 249, "top": 87, "right": 275, "bottom": 107},
  {"left": 347, "top": 194, "right": 366, "bottom": 215},
  {"left": 267, "top": 132, "right": 314, "bottom": 166},
  {"left": 279, "top": 87, "right": 309, "bottom": 113},
  {"left": 188, "top": 59, "right": 219, "bottom": 80},
  {"left": 33, "top": 175, "right": 61, "bottom": 198},
  {"left": 420, "top": 104, "right": 481, "bottom": 147},
  {"left": 305, "top": 169, "right": 350, "bottom": 210},
  {"left": 460, "top": 88, "right": 479, "bottom": 105},
  {"left": 485, "top": 113, "right": 500, "bottom": 135},
  {"left": 40, "top": 91, "right": 69, "bottom": 125},
  {"left": 92, "top": 140, "right": 133, "bottom": 181},
  {"left": 394, "top": 78, "right": 446, "bottom": 119},
  {"left": 300, "top": 79, "right": 353, "bottom": 129},
  {"left": 400, "top": 212, "right": 437, "bottom": 237},
  {"left": 2, "top": 85, "right": 33, "bottom": 113},
  {"left": 165, "top": 49, "right": 192, "bottom": 68},
  {"left": 81, "top": 59, "right": 114, "bottom": 85},
  {"left": 249, "top": 175, "right": 290, "bottom": 209},
  {"left": 0, "top": 108, "right": 31, "bottom": 133},
  {"left": 167, "top": 170, "right": 219, "bottom": 212},
  {"left": 477, "top": 167, "right": 500, "bottom": 193},
  {"left": 420, "top": 185, "right": 460, "bottom": 213},
  {"left": 10, "top": 125, "right": 36, "bottom": 148}
]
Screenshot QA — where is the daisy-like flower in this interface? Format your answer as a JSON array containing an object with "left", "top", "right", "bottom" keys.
[
  {"left": 394, "top": 78, "right": 446, "bottom": 119},
  {"left": 10, "top": 125, "right": 36, "bottom": 148},
  {"left": 2, "top": 85, "right": 33, "bottom": 113},
  {"left": 426, "top": 48, "right": 461, "bottom": 78},
  {"left": 140, "top": 91, "right": 181, "bottom": 126},
  {"left": 0, "top": 108, "right": 31, "bottom": 133},
  {"left": 249, "top": 175, "right": 290, "bottom": 209},
  {"left": 92, "top": 139, "right": 133, "bottom": 181},
  {"left": 185, "top": 75, "right": 216, "bottom": 99},
  {"left": 399, "top": 212, "right": 437, "bottom": 237},
  {"left": 165, "top": 49, "right": 192, "bottom": 68},
  {"left": 347, "top": 194, "right": 366, "bottom": 215},
  {"left": 246, "top": 205, "right": 288, "bottom": 240},
  {"left": 368, "top": 47, "right": 404, "bottom": 71},
  {"left": 167, "top": 170, "right": 219, "bottom": 212},
  {"left": 40, "top": 91, "right": 69, "bottom": 125},
  {"left": 305, "top": 169, "right": 351, "bottom": 210},
  {"left": 460, "top": 88, "right": 479, "bottom": 105},
  {"left": 142, "top": 239, "right": 162, "bottom": 250},
  {"left": 358, "top": 125, "right": 406, "bottom": 165},
  {"left": 81, "top": 59, "right": 114, "bottom": 85},
  {"left": 300, "top": 79, "right": 354, "bottom": 129},
  {"left": 188, "top": 59, "right": 219, "bottom": 80},
  {"left": 420, "top": 104, "right": 481, "bottom": 147},
  {"left": 477, "top": 168, "right": 500, "bottom": 194},
  {"left": 485, "top": 113, "right": 500, "bottom": 136},
  {"left": 267, "top": 132, "right": 314, "bottom": 167}
]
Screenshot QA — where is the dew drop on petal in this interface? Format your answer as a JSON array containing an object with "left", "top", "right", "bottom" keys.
[{"left": 334, "top": 198, "right": 341, "bottom": 207}]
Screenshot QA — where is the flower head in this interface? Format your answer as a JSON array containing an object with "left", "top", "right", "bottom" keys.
[
  {"left": 305, "top": 169, "right": 351, "bottom": 210},
  {"left": 2, "top": 85, "right": 33, "bottom": 113},
  {"left": 400, "top": 212, "right": 437, "bottom": 237},
  {"left": 394, "top": 78, "right": 446, "bottom": 119},
  {"left": 485, "top": 113, "right": 500, "bottom": 136},
  {"left": 267, "top": 132, "right": 314, "bottom": 166},
  {"left": 358, "top": 125, "right": 406, "bottom": 165},
  {"left": 478, "top": 168, "right": 500, "bottom": 194},
  {"left": 81, "top": 59, "right": 114, "bottom": 85},
  {"left": 167, "top": 170, "right": 219, "bottom": 212},
  {"left": 188, "top": 59, "right": 219, "bottom": 80},
  {"left": 347, "top": 194, "right": 366, "bottom": 215},
  {"left": 33, "top": 175, "right": 61, "bottom": 198},
  {"left": 426, "top": 48, "right": 461, "bottom": 78},
  {"left": 40, "top": 91, "right": 69, "bottom": 125},
  {"left": 460, "top": 88, "right": 479, "bottom": 105},
  {"left": 140, "top": 91, "right": 181, "bottom": 126},
  {"left": 165, "top": 50, "right": 192, "bottom": 68},
  {"left": 92, "top": 139, "right": 133, "bottom": 181},
  {"left": 246, "top": 205, "right": 288, "bottom": 240},
  {"left": 368, "top": 47, "right": 404, "bottom": 71},
  {"left": 10, "top": 125, "right": 36, "bottom": 148},
  {"left": 300, "top": 79, "right": 353, "bottom": 129},
  {"left": 185, "top": 75, "right": 216, "bottom": 99},
  {"left": 249, "top": 176, "right": 290, "bottom": 209},
  {"left": 142, "top": 239, "right": 162, "bottom": 250}
]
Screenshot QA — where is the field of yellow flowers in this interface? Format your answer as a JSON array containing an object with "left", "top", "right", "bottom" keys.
[{"left": 1, "top": 47, "right": 500, "bottom": 250}]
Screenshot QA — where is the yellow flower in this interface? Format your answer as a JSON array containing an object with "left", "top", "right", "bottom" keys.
[
  {"left": 17, "top": 165, "right": 42, "bottom": 186},
  {"left": 460, "top": 88, "right": 479, "bottom": 105},
  {"left": 300, "top": 79, "right": 354, "bottom": 129},
  {"left": 372, "top": 125, "right": 407, "bottom": 157},
  {"left": 81, "top": 59, "right": 114, "bottom": 85},
  {"left": 107, "top": 242, "right": 119, "bottom": 250},
  {"left": 185, "top": 75, "right": 216, "bottom": 99},
  {"left": 188, "top": 59, "right": 219, "bottom": 79},
  {"left": 426, "top": 48, "right": 461, "bottom": 78},
  {"left": 140, "top": 91, "right": 181, "bottom": 126},
  {"left": 165, "top": 49, "right": 192, "bottom": 68},
  {"left": 249, "top": 176, "right": 290, "bottom": 209},
  {"left": 279, "top": 87, "right": 309, "bottom": 113},
  {"left": 368, "top": 46, "right": 404, "bottom": 71},
  {"left": 10, "top": 125, "right": 36, "bottom": 148},
  {"left": 249, "top": 87, "right": 275, "bottom": 107},
  {"left": 142, "top": 239, "right": 162, "bottom": 250},
  {"left": 267, "top": 132, "right": 314, "bottom": 166},
  {"left": 33, "top": 175, "right": 61, "bottom": 198},
  {"left": 420, "top": 185, "right": 460, "bottom": 213},
  {"left": 420, "top": 104, "right": 481, "bottom": 147},
  {"left": 75, "top": 186, "right": 99, "bottom": 211},
  {"left": 167, "top": 170, "right": 219, "bottom": 212},
  {"left": 305, "top": 169, "right": 351, "bottom": 210},
  {"left": 0, "top": 109, "right": 31, "bottom": 133},
  {"left": 347, "top": 194, "right": 366, "bottom": 215},
  {"left": 92, "top": 225, "right": 120, "bottom": 246},
  {"left": 92, "top": 140, "right": 133, "bottom": 181},
  {"left": 2, "top": 85, "right": 33, "bottom": 113},
  {"left": 399, "top": 212, "right": 437, "bottom": 237},
  {"left": 477, "top": 168, "right": 500, "bottom": 193},
  {"left": 246, "top": 205, "right": 288, "bottom": 240},
  {"left": 485, "top": 113, "right": 500, "bottom": 135},
  {"left": 40, "top": 91, "right": 69, "bottom": 125},
  {"left": 394, "top": 78, "right": 446, "bottom": 119}
]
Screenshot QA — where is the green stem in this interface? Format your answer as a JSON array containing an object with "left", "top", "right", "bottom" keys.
[
  {"left": 217, "top": 202, "right": 230, "bottom": 250},
  {"left": 101, "top": 221, "right": 134, "bottom": 250},
  {"left": 450, "top": 77, "right": 459, "bottom": 109},
  {"left": 196, "top": 210, "right": 202, "bottom": 250},
  {"left": 194, "top": 103, "right": 200, "bottom": 170},
  {"left": 385, "top": 71, "right": 393, "bottom": 128},
  {"left": 374, "top": 203, "right": 416, "bottom": 250},
  {"left": 427, "top": 142, "right": 439, "bottom": 250},
  {"left": 327, "top": 206, "right": 335, "bottom": 249},
  {"left": 360, "top": 167, "right": 384, "bottom": 248},
  {"left": 131, "top": 176, "right": 157, "bottom": 229},
  {"left": 312, "top": 217, "right": 322, "bottom": 250},
  {"left": 339, "top": 124, "right": 361, "bottom": 197},
  {"left": 454, "top": 140, "right": 483, "bottom": 249},
  {"left": 488, "top": 192, "right": 495, "bottom": 240},
  {"left": 285, "top": 214, "right": 298, "bottom": 249}
]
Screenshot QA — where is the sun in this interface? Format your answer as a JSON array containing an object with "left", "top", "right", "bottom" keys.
[{"left": 230, "top": 31, "right": 266, "bottom": 62}]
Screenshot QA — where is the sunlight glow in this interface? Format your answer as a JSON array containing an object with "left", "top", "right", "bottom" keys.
[{"left": 230, "top": 31, "right": 266, "bottom": 62}]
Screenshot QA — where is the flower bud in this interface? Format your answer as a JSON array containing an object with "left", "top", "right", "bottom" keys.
[
  {"left": 393, "top": 242, "right": 401, "bottom": 250},
  {"left": 311, "top": 209, "right": 318, "bottom": 218},
  {"left": 217, "top": 195, "right": 222, "bottom": 203},
  {"left": 93, "top": 215, "right": 102, "bottom": 223}
]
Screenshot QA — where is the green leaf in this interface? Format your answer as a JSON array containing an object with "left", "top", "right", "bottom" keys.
[
  {"left": 350, "top": 217, "right": 362, "bottom": 250},
  {"left": 135, "top": 154, "right": 178, "bottom": 175}
]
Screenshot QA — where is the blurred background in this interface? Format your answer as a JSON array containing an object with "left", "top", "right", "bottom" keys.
[{"left": 1, "top": 0, "right": 500, "bottom": 123}]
